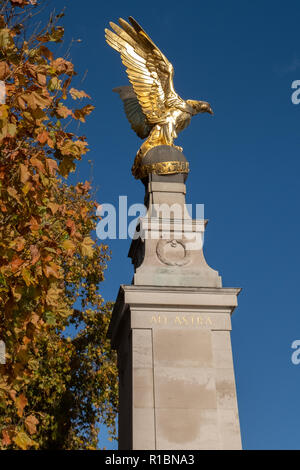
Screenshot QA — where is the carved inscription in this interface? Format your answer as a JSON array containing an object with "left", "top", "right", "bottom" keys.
[{"left": 150, "top": 314, "right": 213, "bottom": 328}]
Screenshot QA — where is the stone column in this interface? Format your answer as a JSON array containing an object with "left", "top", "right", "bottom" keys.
[{"left": 108, "top": 147, "right": 242, "bottom": 450}]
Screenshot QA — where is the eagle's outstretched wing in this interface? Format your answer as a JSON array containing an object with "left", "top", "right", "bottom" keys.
[
  {"left": 105, "top": 17, "right": 176, "bottom": 124},
  {"left": 113, "top": 86, "right": 152, "bottom": 139}
]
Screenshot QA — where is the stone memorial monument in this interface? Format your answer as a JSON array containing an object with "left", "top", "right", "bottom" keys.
[{"left": 105, "top": 17, "right": 242, "bottom": 450}]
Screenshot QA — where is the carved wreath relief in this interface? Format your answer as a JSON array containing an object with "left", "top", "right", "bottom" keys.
[{"left": 156, "top": 239, "right": 191, "bottom": 266}]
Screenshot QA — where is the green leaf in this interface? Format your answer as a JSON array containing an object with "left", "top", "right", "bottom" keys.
[
  {"left": 48, "top": 77, "right": 62, "bottom": 92},
  {"left": 0, "top": 29, "right": 13, "bottom": 49},
  {"left": 44, "top": 311, "right": 57, "bottom": 326}
]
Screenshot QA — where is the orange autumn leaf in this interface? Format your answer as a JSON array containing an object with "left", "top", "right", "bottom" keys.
[
  {"left": 29, "top": 245, "right": 40, "bottom": 265},
  {"left": 23, "top": 336, "right": 31, "bottom": 345},
  {"left": 66, "top": 218, "right": 76, "bottom": 236},
  {"left": 25, "top": 415, "right": 39, "bottom": 435},
  {"left": 73, "top": 105, "right": 95, "bottom": 123},
  {"left": 46, "top": 158, "right": 58, "bottom": 176},
  {"left": 11, "top": 255, "right": 24, "bottom": 272},
  {"left": 7, "top": 186, "right": 21, "bottom": 204},
  {"left": 28, "top": 312, "right": 40, "bottom": 326},
  {"left": 30, "top": 156, "right": 45, "bottom": 173},
  {"left": 20, "top": 163, "right": 30, "bottom": 183},
  {"left": 37, "top": 130, "right": 48, "bottom": 144},
  {"left": 0, "top": 61, "right": 9, "bottom": 80},
  {"left": 16, "top": 393, "right": 27, "bottom": 418},
  {"left": 12, "top": 237, "right": 25, "bottom": 252},
  {"left": 2, "top": 429, "right": 12, "bottom": 446},
  {"left": 43, "top": 262, "right": 61, "bottom": 279},
  {"left": 70, "top": 88, "right": 91, "bottom": 100},
  {"left": 28, "top": 216, "right": 40, "bottom": 231},
  {"left": 48, "top": 202, "right": 60, "bottom": 214},
  {"left": 23, "top": 91, "right": 51, "bottom": 110},
  {"left": 39, "top": 45, "right": 53, "bottom": 61},
  {"left": 37, "top": 73, "right": 46, "bottom": 86},
  {"left": 55, "top": 104, "right": 73, "bottom": 118},
  {"left": 52, "top": 58, "right": 74, "bottom": 75},
  {"left": 8, "top": 390, "right": 17, "bottom": 402}
]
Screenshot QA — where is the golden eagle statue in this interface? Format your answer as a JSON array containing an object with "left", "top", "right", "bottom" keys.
[{"left": 105, "top": 17, "right": 213, "bottom": 179}]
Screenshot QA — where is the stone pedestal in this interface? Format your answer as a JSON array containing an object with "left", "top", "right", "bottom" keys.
[
  {"left": 108, "top": 148, "right": 242, "bottom": 450},
  {"left": 109, "top": 286, "right": 242, "bottom": 450}
]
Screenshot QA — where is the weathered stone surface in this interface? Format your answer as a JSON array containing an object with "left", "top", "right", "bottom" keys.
[
  {"left": 153, "top": 329, "right": 213, "bottom": 368},
  {"left": 109, "top": 285, "right": 242, "bottom": 450},
  {"left": 132, "top": 329, "right": 153, "bottom": 368},
  {"left": 154, "top": 367, "right": 217, "bottom": 409},
  {"left": 133, "top": 368, "right": 154, "bottom": 408},
  {"left": 155, "top": 409, "right": 220, "bottom": 450}
]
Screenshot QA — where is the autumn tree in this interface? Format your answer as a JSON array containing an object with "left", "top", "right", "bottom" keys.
[{"left": 0, "top": 0, "right": 117, "bottom": 449}]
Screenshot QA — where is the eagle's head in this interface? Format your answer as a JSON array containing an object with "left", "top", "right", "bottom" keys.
[{"left": 186, "top": 100, "right": 213, "bottom": 116}]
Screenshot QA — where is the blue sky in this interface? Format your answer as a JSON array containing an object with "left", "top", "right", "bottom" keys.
[{"left": 50, "top": 0, "right": 300, "bottom": 449}]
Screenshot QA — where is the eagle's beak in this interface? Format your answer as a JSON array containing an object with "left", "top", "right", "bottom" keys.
[{"left": 208, "top": 107, "right": 214, "bottom": 115}]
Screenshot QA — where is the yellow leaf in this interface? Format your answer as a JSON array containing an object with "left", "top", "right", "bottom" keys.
[
  {"left": 22, "top": 181, "right": 32, "bottom": 195},
  {"left": 21, "top": 267, "right": 33, "bottom": 287},
  {"left": 46, "top": 285, "right": 62, "bottom": 306},
  {"left": 62, "top": 239, "right": 74, "bottom": 249},
  {"left": 48, "top": 77, "right": 61, "bottom": 92},
  {"left": 7, "top": 123, "right": 16, "bottom": 137},
  {"left": 13, "top": 431, "right": 37, "bottom": 450},
  {"left": 62, "top": 239, "right": 76, "bottom": 254},
  {"left": 0, "top": 29, "right": 13, "bottom": 50},
  {"left": 0, "top": 104, "right": 8, "bottom": 119},
  {"left": 81, "top": 237, "right": 94, "bottom": 258}
]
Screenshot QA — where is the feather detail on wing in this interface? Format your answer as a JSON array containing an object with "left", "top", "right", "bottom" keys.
[
  {"left": 113, "top": 86, "right": 152, "bottom": 139},
  {"left": 105, "top": 17, "right": 176, "bottom": 124}
]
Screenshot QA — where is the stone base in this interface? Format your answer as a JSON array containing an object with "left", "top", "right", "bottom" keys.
[
  {"left": 108, "top": 285, "right": 242, "bottom": 450},
  {"left": 129, "top": 180, "right": 222, "bottom": 288}
]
